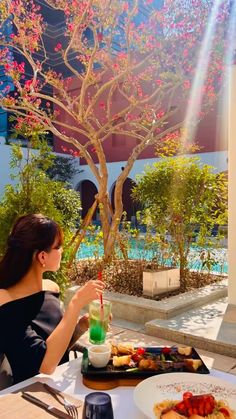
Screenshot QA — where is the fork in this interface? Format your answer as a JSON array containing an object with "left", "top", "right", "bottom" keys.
[{"left": 43, "top": 383, "right": 79, "bottom": 418}]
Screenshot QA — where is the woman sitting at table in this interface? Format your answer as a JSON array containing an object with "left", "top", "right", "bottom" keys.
[{"left": 0, "top": 213, "right": 105, "bottom": 384}]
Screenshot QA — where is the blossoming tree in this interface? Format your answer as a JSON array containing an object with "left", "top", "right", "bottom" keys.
[{"left": 0, "top": 0, "right": 229, "bottom": 262}]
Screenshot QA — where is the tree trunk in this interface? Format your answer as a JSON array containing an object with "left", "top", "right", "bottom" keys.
[
  {"left": 66, "top": 198, "right": 98, "bottom": 269},
  {"left": 99, "top": 193, "right": 112, "bottom": 259},
  {"left": 179, "top": 254, "right": 188, "bottom": 291},
  {"left": 103, "top": 176, "right": 124, "bottom": 262}
]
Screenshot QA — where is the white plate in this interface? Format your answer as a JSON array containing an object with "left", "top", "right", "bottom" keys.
[{"left": 133, "top": 373, "right": 236, "bottom": 419}]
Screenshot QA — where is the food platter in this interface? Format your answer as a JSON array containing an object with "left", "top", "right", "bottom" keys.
[
  {"left": 81, "top": 345, "right": 209, "bottom": 389},
  {"left": 133, "top": 372, "right": 236, "bottom": 419},
  {"left": 81, "top": 346, "right": 209, "bottom": 379}
]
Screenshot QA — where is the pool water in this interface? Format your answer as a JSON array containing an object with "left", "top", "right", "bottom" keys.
[{"left": 76, "top": 240, "right": 228, "bottom": 274}]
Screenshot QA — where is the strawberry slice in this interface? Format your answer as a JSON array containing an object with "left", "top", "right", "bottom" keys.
[
  {"left": 174, "top": 401, "right": 188, "bottom": 416},
  {"left": 174, "top": 394, "right": 216, "bottom": 417},
  {"left": 183, "top": 392, "right": 193, "bottom": 399},
  {"left": 187, "top": 407, "right": 194, "bottom": 416},
  {"left": 204, "top": 401, "right": 213, "bottom": 416},
  {"left": 198, "top": 401, "right": 205, "bottom": 416},
  {"left": 219, "top": 407, "right": 230, "bottom": 417}
]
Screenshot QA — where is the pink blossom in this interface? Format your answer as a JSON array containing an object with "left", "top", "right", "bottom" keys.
[
  {"left": 67, "top": 23, "right": 74, "bottom": 32},
  {"left": 156, "top": 110, "right": 165, "bottom": 119},
  {"left": 4, "top": 63, "right": 11, "bottom": 71},
  {"left": 97, "top": 32, "right": 103, "bottom": 42},
  {"left": 183, "top": 80, "right": 191, "bottom": 89},
  {"left": 54, "top": 43, "right": 62, "bottom": 52}
]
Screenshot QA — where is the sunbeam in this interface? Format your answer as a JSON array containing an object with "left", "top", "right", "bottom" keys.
[
  {"left": 182, "top": 0, "right": 225, "bottom": 146},
  {"left": 227, "top": 0, "right": 236, "bottom": 305},
  {"left": 225, "top": 0, "right": 236, "bottom": 86}
]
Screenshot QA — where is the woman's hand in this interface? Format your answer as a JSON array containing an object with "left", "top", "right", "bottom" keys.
[
  {"left": 78, "top": 313, "right": 89, "bottom": 332},
  {"left": 75, "top": 279, "right": 105, "bottom": 307},
  {"left": 78, "top": 312, "right": 112, "bottom": 333}
]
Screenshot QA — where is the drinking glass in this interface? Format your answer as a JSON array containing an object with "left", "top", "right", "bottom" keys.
[
  {"left": 89, "top": 299, "right": 111, "bottom": 344},
  {"left": 82, "top": 392, "right": 114, "bottom": 419}
]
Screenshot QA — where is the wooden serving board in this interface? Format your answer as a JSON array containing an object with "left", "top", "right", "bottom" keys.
[{"left": 83, "top": 375, "right": 143, "bottom": 390}]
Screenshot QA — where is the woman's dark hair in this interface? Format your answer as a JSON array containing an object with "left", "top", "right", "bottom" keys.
[{"left": 0, "top": 214, "right": 63, "bottom": 289}]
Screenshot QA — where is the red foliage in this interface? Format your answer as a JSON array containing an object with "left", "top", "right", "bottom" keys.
[{"left": 0, "top": 0, "right": 230, "bottom": 159}]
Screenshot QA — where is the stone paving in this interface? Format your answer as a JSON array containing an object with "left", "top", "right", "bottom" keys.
[{"left": 145, "top": 297, "right": 236, "bottom": 358}]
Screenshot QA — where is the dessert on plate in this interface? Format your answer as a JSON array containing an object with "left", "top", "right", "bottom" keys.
[{"left": 153, "top": 392, "right": 235, "bottom": 419}]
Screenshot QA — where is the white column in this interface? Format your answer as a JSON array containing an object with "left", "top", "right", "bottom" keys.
[{"left": 228, "top": 63, "right": 236, "bottom": 305}]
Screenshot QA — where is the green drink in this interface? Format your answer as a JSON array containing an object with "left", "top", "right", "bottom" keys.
[{"left": 89, "top": 299, "right": 111, "bottom": 344}]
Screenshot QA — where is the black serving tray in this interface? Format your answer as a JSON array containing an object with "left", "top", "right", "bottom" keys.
[{"left": 81, "top": 346, "right": 210, "bottom": 380}]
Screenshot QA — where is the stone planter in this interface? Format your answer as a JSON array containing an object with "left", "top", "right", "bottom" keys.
[
  {"left": 143, "top": 267, "right": 180, "bottom": 297},
  {"left": 64, "top": 279, "right": 227, "bottom": 323}
]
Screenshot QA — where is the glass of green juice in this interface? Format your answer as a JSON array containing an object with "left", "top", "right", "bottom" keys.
[{"left": 89, "top": 299, "right": 111, "bottom": 344}]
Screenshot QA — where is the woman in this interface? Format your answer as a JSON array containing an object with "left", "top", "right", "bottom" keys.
[{"left": 0, "top": 213, "right": 105, "bottom": 384}]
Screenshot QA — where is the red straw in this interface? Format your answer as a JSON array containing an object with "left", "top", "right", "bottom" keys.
[{"left": 98, "top": 271, "right": 103, "bottom": 309}]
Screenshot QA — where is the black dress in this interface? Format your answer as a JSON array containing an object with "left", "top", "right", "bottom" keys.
[{"left": 0, "top": 291, "right": 69, "bottom": 384}]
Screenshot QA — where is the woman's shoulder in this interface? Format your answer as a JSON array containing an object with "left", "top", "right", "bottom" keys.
[
  {"left": 42, "top": 279, "right": 60, "bottom": 293},
  {"left": 0, "top": 280, "right": 60, "bottom": 309},
  {"left": 0, "top": 288, "right": 11, "bottom": 307}
]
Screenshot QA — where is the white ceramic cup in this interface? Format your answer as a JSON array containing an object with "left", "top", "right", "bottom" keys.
[{"left": 88, "top": 343, "right": 111, "bottom": 368}]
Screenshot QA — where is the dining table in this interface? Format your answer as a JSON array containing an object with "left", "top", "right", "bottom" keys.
[{"left": 0, "top": 353, "right": 236, "bottom": 419}]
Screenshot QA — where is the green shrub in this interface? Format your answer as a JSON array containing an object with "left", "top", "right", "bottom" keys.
[
  {"left": 133, "top": 156, "right": 227, "bottom": 290},
  {"left": 0, "top": 141, "right": 82, "bottom": 294}
]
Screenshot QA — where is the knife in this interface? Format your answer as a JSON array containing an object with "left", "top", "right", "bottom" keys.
[{"left": 21, "top": 391, "right": 71, "bottom": 418}]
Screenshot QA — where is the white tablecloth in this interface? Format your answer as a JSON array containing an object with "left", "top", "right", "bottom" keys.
[{"left": 0, "top": 355, "right": 236, "bottom": 419}]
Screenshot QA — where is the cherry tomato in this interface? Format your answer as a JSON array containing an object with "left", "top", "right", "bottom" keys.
[
  {"left": 132, "top": 353, "right": 141, "bottom": 362},
  {"left": 161, "top": 347, "right": 171, "bottom": 355},
  {"left": 136, "top": 347, "right": 146, "bottom": 355}
]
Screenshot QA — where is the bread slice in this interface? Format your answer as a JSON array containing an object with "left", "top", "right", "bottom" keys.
[
  {"left": 184, "top": 358, "right": 202, "bottom": 371},
  {"left": 177, "top": 346, "right": 192, "bottom": 356},
  {"left": 112, "top": 355, "right": 131, "bottom": 367},
  {"left": 117, "top": 342, "right": 135, "bottom": 354}
]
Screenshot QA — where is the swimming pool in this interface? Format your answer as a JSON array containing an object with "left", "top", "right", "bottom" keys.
[{"left": 76, "top": 240, "right": 228, "bottom": 274}]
